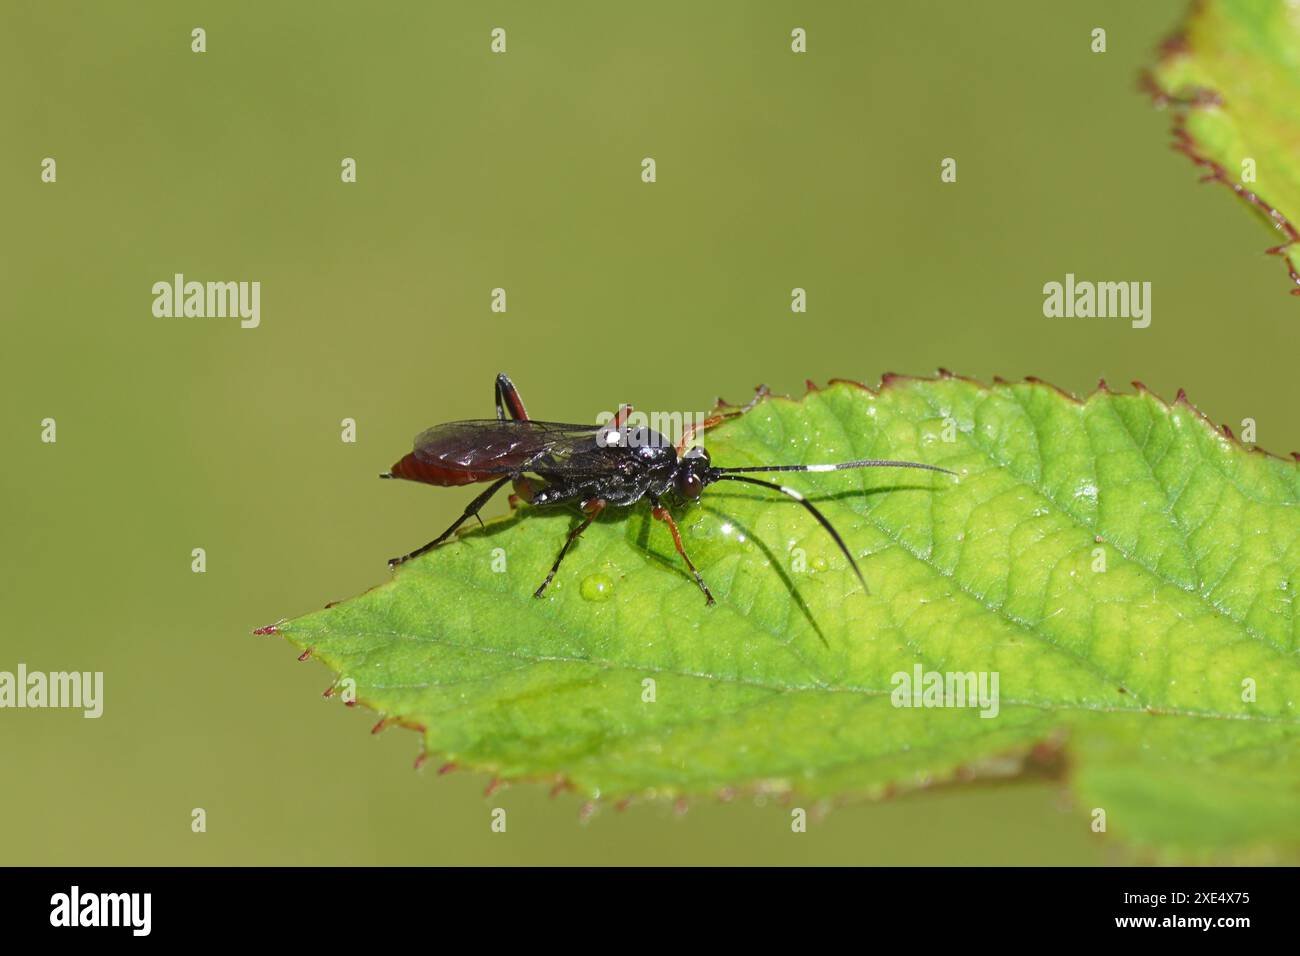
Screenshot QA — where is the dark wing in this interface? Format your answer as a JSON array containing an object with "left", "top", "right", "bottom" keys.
[{"left": 411, "top": 419, "right": 612, "bottom": 476}]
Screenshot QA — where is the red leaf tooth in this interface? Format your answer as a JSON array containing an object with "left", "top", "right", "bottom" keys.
[
  {"left": 1143, "top": 36, "right": 1300, "bottom": 297},
  {"left": 796, "top": 373, "right": 1300, "bottom": 467}
]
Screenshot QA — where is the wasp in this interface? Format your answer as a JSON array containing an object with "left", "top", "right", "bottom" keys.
[{"left": 382, "top": 373, "right": 953, "bottom": 605}]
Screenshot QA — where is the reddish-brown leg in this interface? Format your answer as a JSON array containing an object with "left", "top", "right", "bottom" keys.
[
  {"left": 495, "top": 373, "right": 530, "bottom": 422},
  {"left": 676, "top": 384, "right": 771, "bottom": 454},
  {"left": 651, "top": 500, "right": 715, "bottom": 606}
]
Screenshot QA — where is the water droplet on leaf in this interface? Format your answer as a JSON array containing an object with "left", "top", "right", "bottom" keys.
[{"left": 580, "top": 573, "right": 615, "bottom": 602}]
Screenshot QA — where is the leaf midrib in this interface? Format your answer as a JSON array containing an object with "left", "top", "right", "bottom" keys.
[{"left": 315, "top": 623, "right": 1300, "bottom": 725}]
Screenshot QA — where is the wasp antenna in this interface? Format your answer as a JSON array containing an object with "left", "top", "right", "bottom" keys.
[
  {"left": 715, "top": 458, "right": 956, "bottom": 477},
  {"left": 710, "top": 473, "right": 869, "bottom": 594}
]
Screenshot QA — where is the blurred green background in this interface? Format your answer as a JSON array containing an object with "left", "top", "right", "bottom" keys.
[{"left": 2, "top": 0, "right": 1293, "bottom": 865}]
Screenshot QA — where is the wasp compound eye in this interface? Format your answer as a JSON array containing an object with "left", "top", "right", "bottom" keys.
[{"left": 678, "top": 471, "right": 704, "bottom": 500}]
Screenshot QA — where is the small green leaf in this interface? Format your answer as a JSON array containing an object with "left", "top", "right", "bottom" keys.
[
  {"left": 1148, "top": 0, "right": 1300, "bottom": 293},
  {"left": 272, "top": 376, "right": 1300, "bottom": 857}
]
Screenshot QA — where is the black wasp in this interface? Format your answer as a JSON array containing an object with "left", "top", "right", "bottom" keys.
[{"left": 382, "top": 373, "right": 953, "bottom": 606}]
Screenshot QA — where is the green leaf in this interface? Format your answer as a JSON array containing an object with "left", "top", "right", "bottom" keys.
[
  {"left": 269, "top": 376, "right": 1300, "bottom": 857},
  {"left": 1147, "top": 0, "right": 1300, "bottom": 293}
]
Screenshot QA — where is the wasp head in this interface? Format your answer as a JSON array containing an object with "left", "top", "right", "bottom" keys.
[{"left": 674, "top": 446, "right": 712, "bottom": 500}]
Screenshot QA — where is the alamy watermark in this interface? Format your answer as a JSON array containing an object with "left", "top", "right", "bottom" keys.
[
  {"left": 891, "top": 665, "right": 999, "bottom": 718},
  {"left": 594, "top": 409, "right": 707, "bottom": 450},
  {"left": 151, "top": 273, "right": 260, "bottom": 329},
  {"left": 0, "top": 663, "right": 103, "bottom": 718},
  {"left": 50, "top": 886, "right": 150, "bottom": 936},
  {"left": 1042, "top": 273, "right": 1150, "bottom": 329}
]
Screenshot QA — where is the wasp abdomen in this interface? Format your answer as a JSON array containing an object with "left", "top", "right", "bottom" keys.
[{"left": 388, "top": 453, "right": 493, "bottom": 487}]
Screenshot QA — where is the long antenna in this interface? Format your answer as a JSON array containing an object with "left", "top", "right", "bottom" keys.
[
  {"left": 714, "top": 459, "right": 956, "bottom": 476},
  {"left": 709, "top": 473, "right": 871, "bottom": 593}
]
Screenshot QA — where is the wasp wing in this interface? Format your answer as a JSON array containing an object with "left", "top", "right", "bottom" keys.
[{"left": 411, "top": 419, "right": 614, "bottom": 477}]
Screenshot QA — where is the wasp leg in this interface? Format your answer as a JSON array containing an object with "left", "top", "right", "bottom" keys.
[
  {"left": 494, "top": 372, "right": 530, "bottom": 422},
  {"left": 534, "top": 499, "right": 606, "bottom": 598},
  {"left": 675, "top": 384, "right": 771, "bottom": 454},
  {"left": 650, "top": 497, "right": 715, "bottom": 606},
  {"left": 389, "top": 476, "right": 513, "bottom": 567}
]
